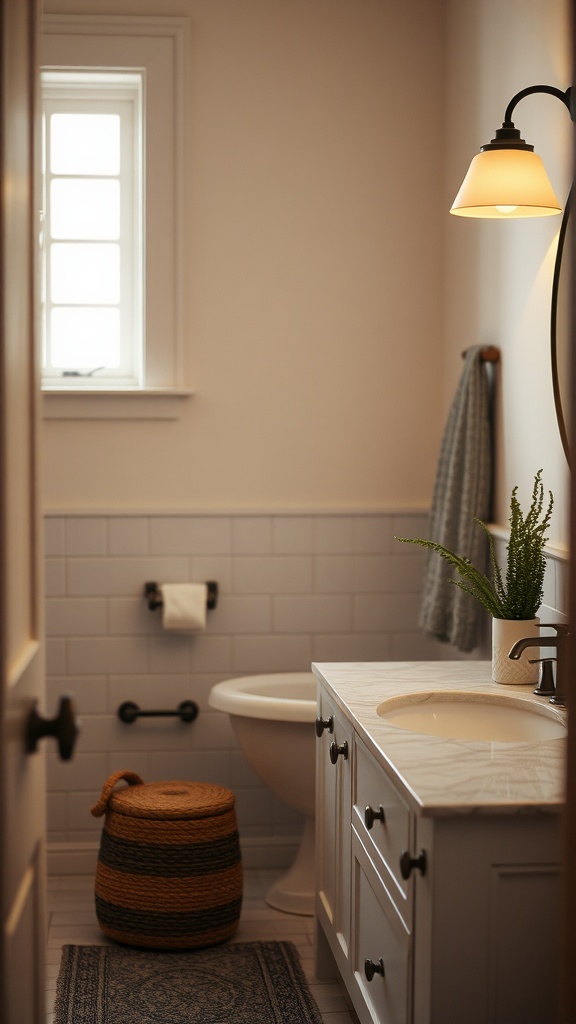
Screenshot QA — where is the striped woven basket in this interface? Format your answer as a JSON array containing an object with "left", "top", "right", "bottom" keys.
[{"left": 91, "top": 771, "right": 243, "bottom": 949}]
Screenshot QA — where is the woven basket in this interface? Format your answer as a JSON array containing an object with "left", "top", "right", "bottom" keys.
[{"left": 91, "top": 771, "right": 243, "bottom": 949}]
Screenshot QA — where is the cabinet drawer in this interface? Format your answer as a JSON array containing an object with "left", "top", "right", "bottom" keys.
[
  {"left": 352, "top": 833, "right": 411, "bottom": 1024},
  {"left": 354, "top": 737, "right": 412, "bottom": 904}
]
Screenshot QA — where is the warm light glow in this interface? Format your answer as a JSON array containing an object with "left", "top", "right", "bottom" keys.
[{"left": 450, "top": 148, "right": 562, "bottom": 218}]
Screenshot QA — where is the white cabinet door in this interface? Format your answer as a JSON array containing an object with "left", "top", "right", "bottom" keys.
[
  {"left": 413, "top": 814, "right": 561, "bottom": 1024},
  {"left": 352, "top": 833, "right": 412, "bottom": 1024},
  {"left": 315, "top": 688, "right": 352, "bottom": 971}
]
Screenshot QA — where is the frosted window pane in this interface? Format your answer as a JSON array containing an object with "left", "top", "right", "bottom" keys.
[
  {"left": 51, "top": 243, "right": 120, "bottom": 304},
  {"left": 50, "top": 114, "right": 120, "bottom": 175},
  {"left": 51, "top": 307, "right": 121, "bottom": 368},
  {"left": 51, "top": 179, "right": 120, "bottom": 240}
]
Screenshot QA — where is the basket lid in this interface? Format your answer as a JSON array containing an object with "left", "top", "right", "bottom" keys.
[{"left": 108, "top": 780, "right": 235, "bottom": 820}]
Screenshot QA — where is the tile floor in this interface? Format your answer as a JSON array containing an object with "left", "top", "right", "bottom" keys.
[{"left": 46, "top": 870, "right": 356, "bottom": 1024}]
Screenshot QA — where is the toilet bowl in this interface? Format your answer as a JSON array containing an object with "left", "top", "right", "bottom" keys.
[{"left": 208, "top": 672, "right": 316, "bottom": 915}]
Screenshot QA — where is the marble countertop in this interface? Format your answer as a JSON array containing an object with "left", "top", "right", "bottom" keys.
[{"left": 311, "top": 661, "right": 567, "bottom": 817}]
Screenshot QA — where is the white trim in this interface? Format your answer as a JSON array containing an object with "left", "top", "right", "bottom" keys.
[
  {"left": 5, "top": 867, "right": 35, "bottom": 937},
  {"left": 42, "top": 77, "right": 143, "bottom": 386},
  {"left": 43, "top": 388, "right": 192, "bottom": 420},
  {"left": 41, "top": 14, "right": 189, "bottom": 404},
  {"left": 8, "top": 640, "right": 40, "bottom": 689},
  {"left": 42, "top": 505, "right": 432, "bottom": 517},
  {"left": 42, "top": 13, "right": 190, "bottom": 40},
  {"left": 46, "top": 842, "right": 99, "bottom": 877}
]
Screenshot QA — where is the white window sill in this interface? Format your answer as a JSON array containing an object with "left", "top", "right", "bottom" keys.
[{"left": 42, "top": 387, "right": 193, "bottom": 420}]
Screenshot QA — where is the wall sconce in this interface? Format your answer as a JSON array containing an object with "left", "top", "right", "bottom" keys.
[{"left": 450, "top": 84, "right": 573, "bottom": 219}]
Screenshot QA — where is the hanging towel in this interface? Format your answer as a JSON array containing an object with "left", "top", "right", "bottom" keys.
[
  {"left": 160, "top": 583, "right": 208, "bottom": 632},
  {"left": 419, "top": 346, "right": 493, "bottom": 652}
]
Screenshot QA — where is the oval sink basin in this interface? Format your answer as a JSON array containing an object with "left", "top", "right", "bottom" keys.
[{"left": 377, "top": 691, "right": 566, "bottom": 743}]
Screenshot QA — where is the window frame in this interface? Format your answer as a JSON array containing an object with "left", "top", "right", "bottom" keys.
[
  {"left": 42, "top": 72, "right": 144, "bottom": 387},
  {"left": 41, "top": 15, "right": 192, "bottom": 420}
]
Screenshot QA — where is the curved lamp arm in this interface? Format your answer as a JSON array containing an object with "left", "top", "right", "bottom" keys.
[{"left": 504, "top": 84, "right": 573, "bottom": 127}]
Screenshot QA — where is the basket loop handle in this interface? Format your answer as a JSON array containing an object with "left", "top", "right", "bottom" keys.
[{"left": 90, "top": 770, "right": 144, "bottom": 817}]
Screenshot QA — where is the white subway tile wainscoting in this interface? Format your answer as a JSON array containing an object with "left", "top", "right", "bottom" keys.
[{"left": 44, "top": 512, "right": 566, "bottom": 873}]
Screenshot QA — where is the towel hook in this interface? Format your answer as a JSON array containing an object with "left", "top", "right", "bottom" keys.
[{"left": 461, "top": 345, "right": 500, "bottom": 363}]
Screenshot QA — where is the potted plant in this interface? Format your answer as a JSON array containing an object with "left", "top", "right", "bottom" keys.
[{"left": 396, "top": 469, "right": 554, "bottom": 684}]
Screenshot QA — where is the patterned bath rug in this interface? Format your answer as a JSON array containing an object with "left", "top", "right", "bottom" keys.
[{"left": 54, "top": 940, "right": 324, "bottom": 1024}]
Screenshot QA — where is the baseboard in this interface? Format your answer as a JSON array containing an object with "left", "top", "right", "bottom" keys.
[
  {"left": 47, "top": 836, "right": 300, "bottom": 876},
  {"left": 47, "top": 842, "right": 100, "bottom": 876},
  {"left": 241, "top": 836, "right": 300, "bottom": 870}
]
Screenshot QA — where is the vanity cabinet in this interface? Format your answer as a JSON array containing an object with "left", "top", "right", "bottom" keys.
[{"left": 315, "top": 674, "right": 562, "bottom": 1024}]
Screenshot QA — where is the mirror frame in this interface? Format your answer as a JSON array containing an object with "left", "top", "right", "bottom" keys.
[{"left": 551, "top": 184, "right": 572, "bottom": 466}]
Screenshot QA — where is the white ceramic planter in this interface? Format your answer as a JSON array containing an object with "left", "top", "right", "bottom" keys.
[{"left": 492, "top": 617, "right": 540, "bottom": 685}]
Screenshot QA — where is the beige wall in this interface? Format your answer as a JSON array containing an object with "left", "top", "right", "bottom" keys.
[
  {"left": 41, "top": 0, "right": 447, "bottom": 512},
  {"left": 42, "top": 0, "right": 571, "bottom": 549},
  {"left": 42, "top": 0, "right": 573, "bottom": 870},
  {"left": 445, "top": 0, "right": 571, "bottom": 548}
]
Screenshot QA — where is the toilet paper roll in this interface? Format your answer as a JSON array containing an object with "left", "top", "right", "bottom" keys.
[{"left": 160, "top": 583, "right": 208, "bottom": 632}]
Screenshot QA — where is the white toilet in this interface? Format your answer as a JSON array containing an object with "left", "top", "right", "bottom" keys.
[{"left": 209, "top": 672, "right": 317, "bottom": 915}]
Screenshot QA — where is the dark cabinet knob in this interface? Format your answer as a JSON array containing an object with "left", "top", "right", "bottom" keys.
[
  {"left": 329, "top": 740, "right": 348, "bottom": 764},
  {"left": 399, "top": 848, "right": 427, "bottom": 879},
  {"left": 25, "top": 696, "right": 79, "bottom": 761},
  {"left": 364, "top": 804, "right": 385, "bottom": 829},
  {"left": 315, "top": 715, "right": 334, "bottom": 737},
  {"left": 364, "top": 958, "right": 385, "bottom": 981}
]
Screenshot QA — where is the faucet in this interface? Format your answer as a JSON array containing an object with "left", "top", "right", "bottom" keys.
[{"left": 508, "top": 624, "right": 569, "bottom": 705}]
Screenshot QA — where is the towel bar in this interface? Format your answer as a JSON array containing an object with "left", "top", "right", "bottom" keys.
[
  {"left": 118, "top": 700, "right": 199, "bottom": 724},
  {"left": 144, "top": 580, "right": 218, "bottom": 611}
]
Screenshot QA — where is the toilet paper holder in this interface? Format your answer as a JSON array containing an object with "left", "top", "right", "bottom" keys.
[{"left": 144, "top": 580, "right": 219, "bottom": 611}]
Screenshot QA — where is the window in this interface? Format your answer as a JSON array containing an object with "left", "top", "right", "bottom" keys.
[
  {"left": 42, "top": 72, "right": 143, "bottom": 387},
  {"left": 41, "top": 15, "right": 190, "bottom": 418}
]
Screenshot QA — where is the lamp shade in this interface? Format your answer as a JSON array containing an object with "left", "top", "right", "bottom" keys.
[{"left": 450, "top": 148, "right": 562, "bottom": 218}]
